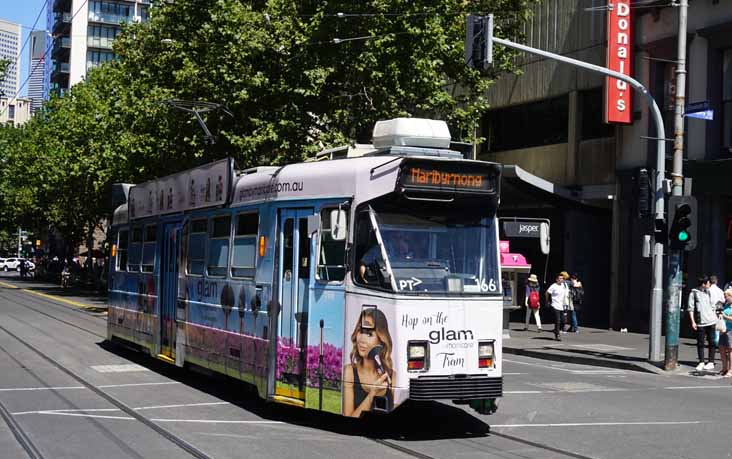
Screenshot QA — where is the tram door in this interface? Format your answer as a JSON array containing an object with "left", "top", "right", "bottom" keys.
[
  {"left": 160, "top": 222, "right": 181, "bottom": 360},
  {"left": 276, "top": 208, "right": 313, "bottom": 401}
]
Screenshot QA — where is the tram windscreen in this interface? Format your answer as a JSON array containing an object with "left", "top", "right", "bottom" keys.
[{"left": 360, "top": 209, "right": 500, "bottom": 295}]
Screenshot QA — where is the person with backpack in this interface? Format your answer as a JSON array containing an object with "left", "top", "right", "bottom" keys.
[
  {"left": 568, "top": 273, "right": 584, "bottom": 333},
  {"left": 523, "top": 274, "right": 542, "bottom": 332}
]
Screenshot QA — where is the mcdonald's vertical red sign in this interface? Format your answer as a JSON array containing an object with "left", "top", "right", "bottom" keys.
[{"left": 605, "top": 0, "right": 632, "bottom": 124}]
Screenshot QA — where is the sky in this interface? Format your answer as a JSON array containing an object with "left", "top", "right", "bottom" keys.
[{"left": 1, "top": 0, "right": 48, "bottom": 97}]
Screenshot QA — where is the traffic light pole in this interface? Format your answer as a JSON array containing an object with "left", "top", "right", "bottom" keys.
[
  {"left": 491, "top": 36, "right": 667, "bottom": 363},
  {"left": 664, "top": 0, "right": 689, "bottom": 370}
]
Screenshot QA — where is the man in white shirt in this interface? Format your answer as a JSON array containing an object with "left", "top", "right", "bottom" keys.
[
  {"left": 546, "top": 273, "right": 568, "bottom": 341},
  {"left": 709, "top": 275, "right": 725, "bottom": 309}
]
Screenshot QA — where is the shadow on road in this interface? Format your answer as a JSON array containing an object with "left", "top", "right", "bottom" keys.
[{"left": 97, "top": 340, "right": 489, "bottom": 441}]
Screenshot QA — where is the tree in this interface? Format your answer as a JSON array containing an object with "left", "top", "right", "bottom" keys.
[{"left": 0, "top": 59, "right": 8, "bottom": 97}]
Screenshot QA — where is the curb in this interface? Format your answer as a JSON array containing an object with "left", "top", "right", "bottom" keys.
[
  {"left": 503, "top": 346, "right": 684, "bottom": 375},
  {"left": 0, "top": 280, "right": 107, "bottom": 313}
]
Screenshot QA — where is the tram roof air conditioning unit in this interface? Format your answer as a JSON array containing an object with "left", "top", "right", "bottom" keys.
[{"left": 372, "top": 118, "right": 451, "bottom": 150}]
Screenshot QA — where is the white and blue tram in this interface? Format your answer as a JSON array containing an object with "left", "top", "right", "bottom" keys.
[{"left": 108, "top": 118, "right": 504, "bottom": 417}]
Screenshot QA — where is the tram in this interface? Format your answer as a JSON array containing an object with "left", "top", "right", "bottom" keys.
[{"left": 108, "top": 118, "right": 504, "bottom": 417}]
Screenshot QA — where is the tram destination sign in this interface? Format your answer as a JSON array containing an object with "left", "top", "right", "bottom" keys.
[{"left": 399, "top": 159, "right": 497, "bottom": 194}]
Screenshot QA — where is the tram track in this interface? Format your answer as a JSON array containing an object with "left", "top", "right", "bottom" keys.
[
  {"left": 0, "top": 397, "right": 45, "bottom": 459},
  {"left": 0, "top": 318, "right": 213, "bottom": 459}
]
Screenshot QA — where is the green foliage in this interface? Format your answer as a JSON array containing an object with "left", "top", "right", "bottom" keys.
[
  {"left": 0, "top": 0, "right": 533, "bottom": 248},
  {"left": 0, "top": 59, "right": 8, "bottom": 96}
]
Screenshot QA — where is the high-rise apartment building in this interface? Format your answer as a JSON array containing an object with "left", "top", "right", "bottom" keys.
[
  {"left": 48, "top": 0, "right": 150, "bottom": 96},
  {"left": 28, "top": 30, "right": 47, "bottom": 113},
  {"left": 0, "top": 19, "right": 21, "bottom": 98}
]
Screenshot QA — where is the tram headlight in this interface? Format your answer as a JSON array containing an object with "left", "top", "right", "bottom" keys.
[
  {"left": 407, "top": 341, "right": 428, "bottom": 371},
  {"left": 478, "top": 340, "right": 494, "bottom": 368}
]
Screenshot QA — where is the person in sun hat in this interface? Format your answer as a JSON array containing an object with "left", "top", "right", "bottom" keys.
[{"left": 523, "top": 273, "right": 543, "bottom": 332}]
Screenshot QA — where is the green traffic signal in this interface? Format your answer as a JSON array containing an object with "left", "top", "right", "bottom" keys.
[{"left": 678, "top": 231, "right": 690, "bottom": 242}]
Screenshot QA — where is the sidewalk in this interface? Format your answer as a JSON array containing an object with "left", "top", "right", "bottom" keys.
[
  {"left": 504, "top": 322, "right": 703, "bottom": 375},
  {"left": 0, "top": 275, "right": 108, "bottom": 314}
]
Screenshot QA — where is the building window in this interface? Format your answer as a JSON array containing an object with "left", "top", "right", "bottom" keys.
[
  {"left": 485, "top": 95, "right": 569, "bottom": 152},
  {"left": 581, "top": 88, "right": 615, "bottom": 140},
  {"left": 723, "top": 49, "right": 732, "bottom": 150},
  {"left": 7, "top": 105, "right": 14, "bottom": 120}
]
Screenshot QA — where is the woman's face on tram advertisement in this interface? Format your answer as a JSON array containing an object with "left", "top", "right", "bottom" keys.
[
  {"left": 350, "top": 308, "right": 393, "bottom": 374},
  {"left": 725, "top": 291, "right": 732, "bottom": 304}
]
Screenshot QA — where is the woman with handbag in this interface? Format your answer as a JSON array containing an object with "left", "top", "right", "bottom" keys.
[{"left": 718, "top": 290, "right": 732, "bottom": 377}]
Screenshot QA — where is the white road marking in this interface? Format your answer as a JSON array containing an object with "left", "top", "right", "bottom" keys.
[
  {"left": 135, "top": 402, "right": 231, "bottom": 410},
  {"left": 663, "top": 385, "right": 731, "bottom": 390},
  {"left": 97, "top": 382, "right": 179, "bottom": 388},
  {"left": 91, "top": 364, "right": 149, "bottom": 373},
  {"left": 492, "top": 420, "right": 708, "bottom": 428},
  {"left": 0, "top": 386, "right": 85, "bottom": 392},
  {"left": 32, "top": 411, "right": 134, "bottom": 420},
  {"left": 504, "top": 391, "right": 546, "bottom": 394},
  {"left": 13, "top": 402, "right": 231, "bottom": 416},
  {"left": 567, "top": 344, "right": 634, "bottom": 352},
  {"left": 152, "top": 418, "right": 283, "bottom": 424},
  {"left": 502, "top": 372, "right": 526, "bottom": 375},
  {"left": 504, "top": 358, "right": 626, "bottom": 374}
]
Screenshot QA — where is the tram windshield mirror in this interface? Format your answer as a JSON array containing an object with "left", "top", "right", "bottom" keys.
[{"left": 330, "top": 209, "right": 347, "bottom": 241}]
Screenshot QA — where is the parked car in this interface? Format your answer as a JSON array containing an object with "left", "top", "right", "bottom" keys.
[
  {"left": 0, "top": 258, "right": 5, "bottom": 270},
  {"left": 4, "top": 258, "right": 35, "bottom": 271}
]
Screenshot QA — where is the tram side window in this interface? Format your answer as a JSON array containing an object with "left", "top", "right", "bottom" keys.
[
  {"left": 298, "top": 219, "right": 310, "bottom": 279},
  {"left": 207, "top": 215, "right": 231, "bottom": 277},
  {"left": 187, "top": 219, "right": 208, "bottom": 275},
  {"left": 232, "top": 212, "right": 258, "bottom": 278},
  {"left": 116, "top": 229, "right": 129, "bottom": 272},
  {"left": 317, "top": 209, "right": 346, "bottom": 282},
  {"left": 141, "top": 224, "right": 156, "bottom": 272},
  {"left": 127, "top": 226, "right": 142, "bottom": 271}
]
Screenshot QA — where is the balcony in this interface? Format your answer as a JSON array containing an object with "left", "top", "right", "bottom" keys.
[
  {"left": 54, "top": 62, "right": 70, "bottom": 74},
  {"left": 51, "top": 36, "right": 71, "bottom": 60},
  {"left": 52, "top": 11, "right": 72, "bottom": 33},
  {"left": 52, "top": 0, "right": 71, "bottom": 13},
  {"left": 87, "top": 37, "right": 115, "bottom": 50},
  {"left": 88, "top": 11, "right": 134, "bottom": 25}
]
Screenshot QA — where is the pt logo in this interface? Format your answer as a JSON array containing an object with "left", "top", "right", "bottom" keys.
[{"left": 398, "top": 277, "right": 422, "bottom": 291}]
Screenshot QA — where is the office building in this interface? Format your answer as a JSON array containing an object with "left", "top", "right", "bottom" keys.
[
  {"left": 48, "top": 0, "right": 150, "bottom": 96},
  {"left": 28, "top": 30, "right": 47, "bottom": 113},
  {"left": 0, "top": 19, "right": 21, "bottom": 98}
]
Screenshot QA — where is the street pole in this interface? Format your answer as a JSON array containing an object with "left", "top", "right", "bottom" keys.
[
  {"left": 664, "top": 0, "right": 688, "bottom": 370},
  {"left": 491, "top": 36, "right": 667, "bottom": 363},
  {"left": 17, "top": 228, "right": 21, "bottom": 258}
]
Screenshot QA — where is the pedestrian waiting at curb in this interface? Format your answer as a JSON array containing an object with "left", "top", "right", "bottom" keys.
[
  {"left": 523, "top": 273, "right": 543, "bottom": 332},
  {"left": 560, "top": 271, "right": 573, "bottom": 334},
  {"left": 688, "top": 275, "right": 717, "bottom": 372},
  {"left": 569, "top": 273, "right": 584, "bottom": 333},
  {"left": 717, "top": 289, "right": 732, "bottom": 377},
  {"left": 546, "top": 272, "right": 568, "bottom": 341},
  {"left": 710, "top": 275, "right": 725, "bottom": 309}
]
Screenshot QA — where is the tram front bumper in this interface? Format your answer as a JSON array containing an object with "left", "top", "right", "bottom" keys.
[{"left": 408, "top": 374, "right": 503, "bottom": 401}]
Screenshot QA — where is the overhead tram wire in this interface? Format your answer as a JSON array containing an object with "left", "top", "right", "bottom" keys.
[
  {"left": 0, "top": 0, "right": 90, "bottom": 117},
  {"left": 2, "top": 0, "right": 50, "bottom": 84}
]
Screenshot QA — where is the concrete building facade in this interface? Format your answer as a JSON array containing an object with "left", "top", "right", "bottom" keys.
[
  {"left": 48, "top": 0, "right": 150, "bottom": 96},
  {"left": 481, "top": 0, "right": 732, "bottom": 333},
  {"left": 0, "top": 97, "right": 32, "bottom": 127},
  {"left": 0, "top": 19, "right": 21, "bottom": 98}
]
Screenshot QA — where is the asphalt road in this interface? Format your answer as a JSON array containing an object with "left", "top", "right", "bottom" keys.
[{"left": 0, "top": 272, "right": 729, "bottom": 459}]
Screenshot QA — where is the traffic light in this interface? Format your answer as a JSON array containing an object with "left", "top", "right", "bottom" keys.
[
  {"left": 668, "top": 196, "right": 697, "bottom": 251},
  {"left": 465, "top": 14, "right": 493, "bottom": 70}
]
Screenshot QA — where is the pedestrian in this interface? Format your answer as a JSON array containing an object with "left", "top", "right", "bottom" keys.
[
  {"left": 560, "top": 270, "right": 573, "bottom": 333},
  {"left": 524, "top": 274, "right": 542, "bottom": 332},
  {"left": 546, "top": 272, "right": 568, "bottom": 341},
  {"left": 688, "top": 276, "right": 717, "bottom": 372},
  {"left": 718, "top": 289, "right": 732, "bottom": 377},
  {"left": 569, "top": 273, "right": 584, "bottom": 333},
  {"left": 709, "top": 275, "right": 725, "bottom": 309}
]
